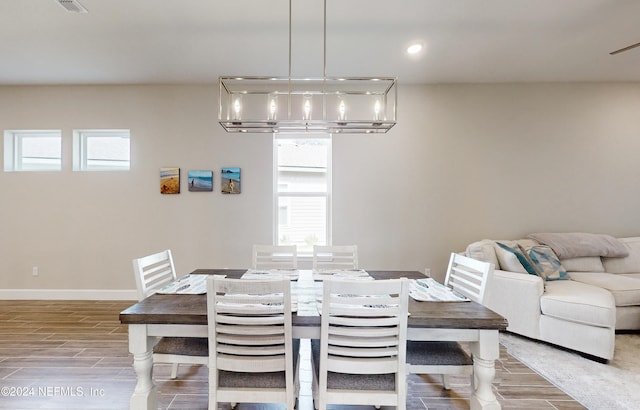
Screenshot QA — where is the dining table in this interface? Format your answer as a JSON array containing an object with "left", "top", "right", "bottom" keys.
[{"left": 120, "top": 269, "right": 508, "bottom": 410}]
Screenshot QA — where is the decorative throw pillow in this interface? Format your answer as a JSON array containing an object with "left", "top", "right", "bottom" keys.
[
  {"left": 493, "top": 242, "right": 528, "bottom": 273},
  {"left": 496, "top": 242, "right": 568, "bottom": 281},
  {"left": 525, "top": 245, "right": 569, "bottom": 281},
  {"left": 527, "top": 232, "right": 629, "bottom": 258},
  {"left": 495, "top": 242, "right": 538, "bottom": 276}
]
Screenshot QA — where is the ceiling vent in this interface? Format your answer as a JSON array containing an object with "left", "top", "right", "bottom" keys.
[{"left": 56, "top": 0, "right": 88, "bottom": 13}]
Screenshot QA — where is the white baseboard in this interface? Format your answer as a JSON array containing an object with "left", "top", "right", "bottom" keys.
[{"left": 0, "top": 289, "right": 137, "bottom": 300}]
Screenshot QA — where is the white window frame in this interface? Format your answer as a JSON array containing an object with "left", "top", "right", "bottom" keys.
[
  {"left": 72, "top": 129, "right": 130, "bottom": 171},
  {"left": 3, "top": 130, "right": 62, "bottom": 172},
  {"left": 273, "top": 135, "right": 332, "bottom": 255}
]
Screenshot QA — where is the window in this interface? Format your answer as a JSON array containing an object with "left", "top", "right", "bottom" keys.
[
  {"left": 3, "top": 130, "right": 62, "bottom": 171},
  {"left": 274, "top": 136, "right": 331, "bottom": 254},
  {"left": 73, "top": 129, "right": 130, "bottom": 171}
]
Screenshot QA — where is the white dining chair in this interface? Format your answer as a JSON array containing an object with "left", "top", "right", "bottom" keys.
[
  {"left": 252, "top": 244, "right": 298, "bottom": 269},
  {"left": 207, "top": 276, "right": 299, "bottom": 409},
  {"left": 132, "top": 249, "right": 208, "bottom": 379},
  {"left": 312, "top": 245, "right": 358, "bottom": 270},
  {"left": 311, "top": 277, "right": 409, "bottom": 410},
  {"left": 406, "top": 253, "right": 495, "bottom": 389}
]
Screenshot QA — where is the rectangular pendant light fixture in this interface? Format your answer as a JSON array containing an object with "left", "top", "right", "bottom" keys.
[
  {"left": 218, "top": 0, "right": 397, "bottom": 134},
  {"left": 219, "top": 76, "right": 397, "bottom": 134}
]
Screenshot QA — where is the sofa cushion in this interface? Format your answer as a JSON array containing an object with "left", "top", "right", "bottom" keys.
[
  {"left": 559, "top": 256, "right": 605, "bottom": 272},
  {"left": 569, "top": 272, "right": 640, "bottom": 307},
  {"left": 496, "top": 242, "right": 568, "bottom": 281},
  {"left": 540, "top": 280, "right": 616, "bottom": 328},
  {"left": 601, "top": 237, "right": 640, "bottom": 274},
  {"left": 466, "top": 239, "right": 500, "bottom": 268}
]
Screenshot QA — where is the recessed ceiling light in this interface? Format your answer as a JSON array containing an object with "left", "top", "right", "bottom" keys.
[{"left": 407, "top": 43, "right": 424, "bottom": 55}]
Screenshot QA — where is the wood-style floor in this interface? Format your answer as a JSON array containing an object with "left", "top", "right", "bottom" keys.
[{"left": 0, "top": 300, "right": 585, "bottom": 409}]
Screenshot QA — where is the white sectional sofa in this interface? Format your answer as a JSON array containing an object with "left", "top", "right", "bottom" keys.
[{"left": 465, "top": 233, "right": 640, "bottom": 361}]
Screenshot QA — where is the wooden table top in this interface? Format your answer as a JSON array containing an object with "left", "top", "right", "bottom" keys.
[{"left": 120, "top": 269, "right": 508, "bottom": 331}]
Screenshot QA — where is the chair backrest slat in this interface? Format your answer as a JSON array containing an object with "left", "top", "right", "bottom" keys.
[
  {"left": 312, "top": 245, "right": 358, "bottom": 270},
  {"left": 252, "top": 245, "right": 298, "bottom": 269},
  {"left": 444, "top": 253, "right": 495, "bottom": 303},
  {"left": 132, "top": 249, "right": 177, "bottom": 300}
]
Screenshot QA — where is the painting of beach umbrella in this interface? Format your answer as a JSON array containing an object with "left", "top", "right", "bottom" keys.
[
  {"left": 160, "top": 167, "right": 180, "bottom": 194},
  {"left": 188, "top": 170, "right": 213, "bottom": 192},
  {"left": 221, "top": 167, "right": 241, "bottom": 194}
]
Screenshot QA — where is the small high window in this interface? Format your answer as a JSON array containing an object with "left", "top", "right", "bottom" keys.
[
  {"left": 73, "top": 129, "right": 130, "bottom": 171},
  {"left": 3, "top": 130, "right": 62, "bottom": 172}
]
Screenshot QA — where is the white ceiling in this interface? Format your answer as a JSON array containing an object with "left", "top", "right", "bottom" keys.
[{"left": 2, "top": 0, "right": 640, "bottom": 85}]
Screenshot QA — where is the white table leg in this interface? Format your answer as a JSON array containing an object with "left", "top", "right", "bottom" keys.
[
  {"left": 469, "top": 329, "right": 501, "bottom": 410},
  {"left": 129, "top": 324, "right": 157, "bottom": 410}
]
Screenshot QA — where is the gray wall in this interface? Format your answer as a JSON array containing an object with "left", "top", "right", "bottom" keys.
[{"left": 1, "top": 83, "right": 639, "bottom": 294}]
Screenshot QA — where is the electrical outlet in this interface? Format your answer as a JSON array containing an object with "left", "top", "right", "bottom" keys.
[
  {"left": 32, "top": 266, "right": 39, "bottom": 277},
  {"left": 424, "top": 268, "right": 431, "bottom": 277}
]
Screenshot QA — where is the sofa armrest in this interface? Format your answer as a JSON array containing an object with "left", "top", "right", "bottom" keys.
[{"left": 484, "top": 269, "right": 545, "bottom": 339}]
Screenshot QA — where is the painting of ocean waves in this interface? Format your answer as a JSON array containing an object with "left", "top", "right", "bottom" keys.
[{"left": 188, "top": 170, "right": 213, "bottom": 192}]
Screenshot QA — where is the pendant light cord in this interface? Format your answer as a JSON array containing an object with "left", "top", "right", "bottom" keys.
[
  {"left": 323, "top": 0, "right": 327, "bottom": 78},
  {"left": 323, "top": 0, "right": 327, "bottom": 120},
  {"left": 288, "top": 0, "right": 327, "bottom": 77},
  {"left": 288, "top": 0, "right": 292, "bottom": 80},
  {"left": 287, "top": 0, "right": 329, "bottom": 121},
  {"left": 288, "top": 0, "right": 292, "bottom": 119}
]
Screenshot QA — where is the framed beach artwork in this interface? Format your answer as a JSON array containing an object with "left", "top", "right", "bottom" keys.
[
  {"left": 221, "top": 167, "right": 241, "bottom": 194},
  {"left": 188, "top": 170, "right": 213, "bottom": 192},
  {"left": 160, "top": 167, "right": 180, "bottom": 194}
]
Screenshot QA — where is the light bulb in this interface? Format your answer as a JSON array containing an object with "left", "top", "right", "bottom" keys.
[
  {"left": 233, "top": 97, "right": 242, "bottom": 120},
  {"left": 303, "top": 95, "right": 312, "bottom": 121},
  {"left": 268, "top": 94, "right": 278, "bottom": 122},
  {"left": 373, "top": 100, "right": 381, "bottom": 121},
  {"left": 338, "top": 99, "right": 346, "bottom": 122},
  {"left": 270, "top": 99, "right": 277, "bottom": 116}
]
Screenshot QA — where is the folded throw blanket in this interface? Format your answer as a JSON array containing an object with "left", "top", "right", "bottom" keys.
[{"left": 527, "top": 232, "right": 629, "bottom": 259}]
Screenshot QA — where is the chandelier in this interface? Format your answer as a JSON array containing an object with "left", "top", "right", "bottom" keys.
[{"left": 218, "top": 0, "right": 397, "bottom": 134}]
